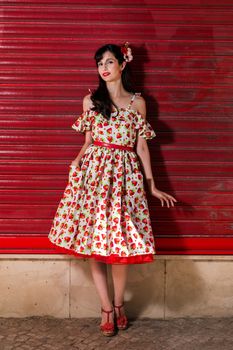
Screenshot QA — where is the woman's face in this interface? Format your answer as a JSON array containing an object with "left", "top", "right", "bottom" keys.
[{"left": 97, "top": 51, "right": 126, "bottom": 81}]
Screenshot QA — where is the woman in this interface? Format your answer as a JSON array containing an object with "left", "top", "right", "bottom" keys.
[{"left": 48, "top": 42, "right": 177, "bottom": 336}]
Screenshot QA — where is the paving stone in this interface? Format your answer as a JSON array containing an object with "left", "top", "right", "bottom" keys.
[{"left": 0, "top": 317, "right": 233, "bottom": 350}]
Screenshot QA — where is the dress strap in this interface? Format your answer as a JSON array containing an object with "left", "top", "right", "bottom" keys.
[{"left": 127, "top": 92, "right": 141, "bottom": 109}]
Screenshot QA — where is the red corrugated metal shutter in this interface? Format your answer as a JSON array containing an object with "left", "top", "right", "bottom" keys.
[{"left": 1, "top": 0, "right": 233, "bottom": 255}]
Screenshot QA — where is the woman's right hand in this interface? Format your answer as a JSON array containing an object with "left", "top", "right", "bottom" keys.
[{"left": 70, "top": 159, "right": 81, "bottom": 169}]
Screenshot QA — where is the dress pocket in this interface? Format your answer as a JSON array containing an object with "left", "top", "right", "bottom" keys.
[{"left": 68, "top": 165, "right": 82, "bottom": 184}]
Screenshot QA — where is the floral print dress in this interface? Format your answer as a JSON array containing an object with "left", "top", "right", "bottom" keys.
[{"left": 48, "top": 93, "right": 157, "bottom": 264}]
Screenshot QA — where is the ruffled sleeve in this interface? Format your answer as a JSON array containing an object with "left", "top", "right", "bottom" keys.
[
  {"left": 71, "top": 109, "right": 92, "bottom": 134},
  {"left": 135, "top": 111, "right": 156, "bottom": 140}
]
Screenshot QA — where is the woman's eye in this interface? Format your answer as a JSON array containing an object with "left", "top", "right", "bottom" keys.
[{"left": 98, "top": 60, "right": 113, "bottom": 67}]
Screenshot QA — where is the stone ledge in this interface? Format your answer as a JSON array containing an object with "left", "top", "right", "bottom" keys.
[{"left": 0, "top": 254, "right": 233, "bottom": 261}]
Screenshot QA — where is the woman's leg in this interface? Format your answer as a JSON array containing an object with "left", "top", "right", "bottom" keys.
[
  {"left": 89, "top": 259, "right": 113, "bottom": 325},
  {"left": 111, "top": 264, "right": 129, "bottom": 317}
]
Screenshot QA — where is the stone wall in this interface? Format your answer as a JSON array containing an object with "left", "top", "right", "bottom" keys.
[{"left": 0, "top": 255, "right": 233, "bottom": 318}]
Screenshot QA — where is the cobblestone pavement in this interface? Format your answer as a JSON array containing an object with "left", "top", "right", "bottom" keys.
[{"left": 0, "top": 317, "right": 233, "bottom": 350}]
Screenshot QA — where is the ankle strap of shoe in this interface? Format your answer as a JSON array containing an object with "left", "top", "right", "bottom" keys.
[{"left": 101, "top": 308, "right": 113, "bottom": 323}]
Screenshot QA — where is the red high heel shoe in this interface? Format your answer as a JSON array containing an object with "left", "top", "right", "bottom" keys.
[
  {"left": 113, "top": 301, "right": 128, "bottom": 330},
  {"left": 100, "top": 307, "right": 115, "bottom": 336}
]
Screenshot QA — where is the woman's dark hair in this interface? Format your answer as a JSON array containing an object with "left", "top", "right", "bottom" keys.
[{"left": 90, "top": 43, "right": 136, "bottom": 120}]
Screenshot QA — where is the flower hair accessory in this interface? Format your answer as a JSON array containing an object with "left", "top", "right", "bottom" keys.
[{"left": 121, "top": 42, "right": 133, "bottom": 62}]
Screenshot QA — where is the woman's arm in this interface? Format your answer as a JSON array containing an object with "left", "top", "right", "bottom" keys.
[
  {"left": 71, "top": 94, "right": 93, "bottom": 168},
  {"left": 136, "top": 138, "right": 157, "bottom": 190},
  {"left": 135, "top": 96, "right": 157, "bottom": 189},
  {"left": 135, "top": 96, "right": 177, "bottom": 207}
]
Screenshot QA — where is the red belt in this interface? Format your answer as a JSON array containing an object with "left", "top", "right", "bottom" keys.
[{"left": 93, "top": 140, "right": 134, "bottom": 152}]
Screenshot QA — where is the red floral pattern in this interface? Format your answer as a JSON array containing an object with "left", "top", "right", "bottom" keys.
[{"left": 48, "top": 96, "right": 157, "bottom": 264}]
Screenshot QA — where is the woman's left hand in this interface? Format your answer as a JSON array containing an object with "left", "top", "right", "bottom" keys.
[{"left": 150, "top": 185, "right": 177, "bottom": 208}]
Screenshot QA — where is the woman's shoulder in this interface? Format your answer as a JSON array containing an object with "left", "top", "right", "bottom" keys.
[
  {"left": 133, "top": 92, "right": 144, "bottom": 102},
  {"left": 133, "top": 93, "right": 146, "bottom": 117},
  {"left": 83, "top": 92, "right": 94, "bottom": 112}
]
